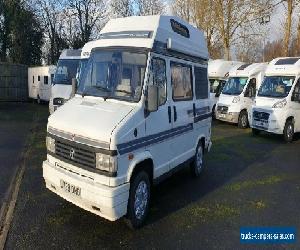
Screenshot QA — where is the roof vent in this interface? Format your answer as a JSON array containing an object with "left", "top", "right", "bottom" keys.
[
  {"left": 237, "top": 63, "right": 252, "bottom": 70},
  {"left": 275, "top": 58, "right": 300, "bottom": 65}
]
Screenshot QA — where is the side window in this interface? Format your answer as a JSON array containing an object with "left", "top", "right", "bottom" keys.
[
  {"left": 44, "top": 76, "right": 49, "bottom": 85},
  {"left": 194, "top": 66, "right": 208, "bottom": 99},
  {"left": 292, "top": 80, "right": 300, "bottom": 102},
  {"left": 246, "top": 78, "right": 256, "bottom": 97},
  {"left": 149, "top": 57, "right": 167, "bottom": 106},
  {"left": 171, "top": 63, "right": 193, "bottom": 101},
  {"left": 38, "top": 75, "right": 40, "bottom": 81}
]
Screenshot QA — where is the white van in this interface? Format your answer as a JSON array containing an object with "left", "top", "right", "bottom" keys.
[
  {"left": 49, "top": 49, "right": 81, "bottom": 114},
  {"left": 28, "top": 66, "right": 56, "bottom": 103},
  {"left": 43, "top": 15, "right": 212, "bottom": 228},
  {"left": 208, "top": 59, "right": 243, "bottom": 116},
  {"left": 251, "top": 57, "right": 300, "bottom": 142},
  {"left": 216, "top": 63, "right": 268, "bottom": 128}
]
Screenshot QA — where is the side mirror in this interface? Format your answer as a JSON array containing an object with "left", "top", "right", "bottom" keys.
[
  {"left": 71, "top": 78, "right": 78, "bottom": 97},
  {"left": 146, "top": 85, "right": 159, "bottom": 112}
]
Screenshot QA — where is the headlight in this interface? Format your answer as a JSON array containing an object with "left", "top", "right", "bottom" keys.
[
  {"left": 96, "top": 153, "right": 117, "bottom": 173},
  {"left": 232, "top": 96, "right": 240, "bottom": 103},
  {"left": 46, "top": 136, "right": 55, "bottom": 153},
  {"left": 272, "top": 99, "right": 287, "bottom": 108}
]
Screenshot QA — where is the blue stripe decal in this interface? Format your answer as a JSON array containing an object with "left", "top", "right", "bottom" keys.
[
  {"left": 194, "top": 112, "right": 212, "bottom": 123},
  {"left": 117, "top": 123, "right": 193, "bottom": 155}
]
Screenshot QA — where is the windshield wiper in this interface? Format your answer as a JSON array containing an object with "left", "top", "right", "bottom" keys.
[
  {"left": 114, "top": 89, "right": 132, "bottom": 95},
  {"left": 81, "top": 86, "right": 111, "bottom": 97}
]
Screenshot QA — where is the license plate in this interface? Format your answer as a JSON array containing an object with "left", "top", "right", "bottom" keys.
[
  {"left": 60, "top": 180, "right": 81, "bottom": 197},
  {"left": 219, "top": 114, "right": 226, "bottom": 118},
  {"left": 254, "top": 121, "right": 268, "bottom": 128}
]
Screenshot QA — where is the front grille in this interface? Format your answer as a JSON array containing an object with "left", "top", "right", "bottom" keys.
[
  {"left": 253, "top": 111, "right": 270, "bottom": 121},
  {"left": 53, "top": 98, "right": 65, "bottom": 106},
  {"left": 217, "top": 105, "right": 228, "bottom": 114},
  {"left": 55, "top": 139, "right": 96, "bottom": 169}
]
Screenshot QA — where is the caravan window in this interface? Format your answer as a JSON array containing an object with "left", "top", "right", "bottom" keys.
[
  {"left": 195, "top": 67, "right": 209, "bottom": 99},
  {"left": 33, "top": 76, "right": 34, "bottom": 83},
  {"left": 44, "top": 76, "right": 49, "bottom": 85},
  {"left": 171, "top": 63, "right": 193, "bottom": 101},
  {"left": 149, "top": 57, "right": 167, "bottom": 106},
  {"left": 38, "top": 76, "right": 40, "bottom": 81}
]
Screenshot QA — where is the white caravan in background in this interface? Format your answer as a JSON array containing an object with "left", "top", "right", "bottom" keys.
[
  {"left": 43, "top": 15, "right": 212, "bottom": 228},
  {"left": 208, "top": 59, "right": 243, "bottom": 116},
  {"left": 216, "top": 63, "right": 268, "bottom": 128},
  {"left": 49, "top": 49, "right": 81, "bottom": 114},
  {"left": 28, "top": 66, "right": 56, "bottom": 103},
  {"left": 251, "top": 57, "right": 300, "bottom": 142}
]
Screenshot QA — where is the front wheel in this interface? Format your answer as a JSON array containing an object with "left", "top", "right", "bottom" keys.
[
  {"left": 238, "top": 110, "right": 249, "bottom": 129},
  {"left": 283, "top": 120, "right": 294, "bottom": 143},
  {"left": 190, "top": 142, "right": 204, "bottom": 177},
  {"left": 126, "top": 171, "right": 151, "bottom": 229}
]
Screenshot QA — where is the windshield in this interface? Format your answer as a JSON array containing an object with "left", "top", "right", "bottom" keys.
[
  {"left": 77, "top": 59, "right": 88, "bottom": 81},
  {"left": 257, "top": 76, "right": 295, "bottom": 98},
  {"left": 77, "top": 49, "right": 147, "bottom": 102},
  {"left": 222, "top": 77, "right": 248, "bottom": 95},
  {"left": 53, "top": 59, "right": 80, "bottom": 85},
  {"left": 209, "top": 79, "right": 226, "bottom": 94}
]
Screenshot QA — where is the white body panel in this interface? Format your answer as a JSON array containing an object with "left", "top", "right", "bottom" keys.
[
  {"left": 43, "top": 15, "right": 212, "bottom": 221},
  {"left": 250, "top": 57, "right": 300, "bottom": 135},
  {"left": 216, "top": 63, "right": 268, "bottom": 124},
  {"left": 28, "top": 66, "right": 56, "bottom": 101}
]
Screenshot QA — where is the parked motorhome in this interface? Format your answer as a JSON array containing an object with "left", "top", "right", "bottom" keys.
[
  {"left": 43, "top": 15, "right": 212, "bottom": 228},
  {"left": 28, "top": 66, "right": 56, "bottom": 103},
  {"left": 251, "top": 57, "right": 300, "bottom": 142},
  {"left": 216, "top": 63, "right": 268, "bottom": 128},
  {"left": 208, "top": 59, "right": 243, "bottom": 116},
  {"left": 49, "top": 49, "right": 81, "bottom": 114}
]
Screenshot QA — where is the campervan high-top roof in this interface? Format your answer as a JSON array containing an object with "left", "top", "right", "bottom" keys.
[
  {"left": 229, "top": 63, "right": 268, "bottom": 78},
  {"left": 208, "top": 59, "right": 243, "bottom": 79},
  {"left": 266, "top": 57, "right": 300, "bottom": 76},
  {"left": 59, "top": 49, "right": 82, "bottom": 60},
  {"left": 90, "top": 15, "right": 209, "bottom": 61}
]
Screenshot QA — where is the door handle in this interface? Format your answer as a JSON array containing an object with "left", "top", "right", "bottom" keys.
[
  {"left": 168, "top": 106, "right": 172, "bottom": 123},
  {"left": 193, "top": 103, "right": 196, "bottom": 117},
  {"left": 173, "top": 106, "right": 177, "bottom": 122}
]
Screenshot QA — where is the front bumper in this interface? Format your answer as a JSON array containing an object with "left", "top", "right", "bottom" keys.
[
  {"left": 43, "top": 160, "right": 129, "bottom": 221},
  {"left": 251, "top": 109, "right": 285, "bottom": 135},
  {"left": 215, "top": 111, "right": 239, "bottom": 124}
]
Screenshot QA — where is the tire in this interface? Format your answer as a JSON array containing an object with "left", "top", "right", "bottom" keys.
[
  {"left": 283, "top": 119, "right": 294, "bottom": 143},
  {"left": 126, "top": 171, "right": 151, "bottom": 229},
  {"left": 252, "top": 128, "right": 260, "bottom": 136},
  {"left": 190, "top": 142, "right": 204, "bottom": 177},
  {"left": 238, "top": 110, "right": 249, "bottom": 129},
  {"left": 212, "top": 105, "right": 216, "bottom": 119}
]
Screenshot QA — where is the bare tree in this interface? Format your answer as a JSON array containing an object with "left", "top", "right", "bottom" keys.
[
  {"left": 283, "top": 0, "right": 294, "bottom": 56},
  {"left": 172, "top": 0, "right": 192, "bottom": 22},
  {"left": 135, "top": 0, "right": 165, "bottom": 15},
  {"left": 68, "top": 0, "right": 108, "bottom": 46},
  {"left": 35, "top": 0, "right": 68, "bottom": 64},
  {"left": 110, "top": 0, "right": 133, "bottom": 17},
  {"left": 214, "top": 0, "right": 273, "bottom": 60}
]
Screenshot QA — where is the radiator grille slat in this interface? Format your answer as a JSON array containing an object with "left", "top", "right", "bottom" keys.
[{"left": 55, "top": 139, "right": 96, "bottom": 169}]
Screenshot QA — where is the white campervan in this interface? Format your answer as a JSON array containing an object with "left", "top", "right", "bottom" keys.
[
  {"left": 251, "top": 57, "right": 300, "bottom": 142},
  {"left": 216, "top": 63, "right": 268, "bottom": 128},
  {"left": 49, "top": 49, "right": 81, "bottom": 114},
  {"left": 28, "top": 66, "right": 56, "bottom": 103},
  {"left": 208, "top": 59, "right": 243, "bottom": 116},
  {"left": 43, "top": 15, "right": 212, "bottom": 228}
]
